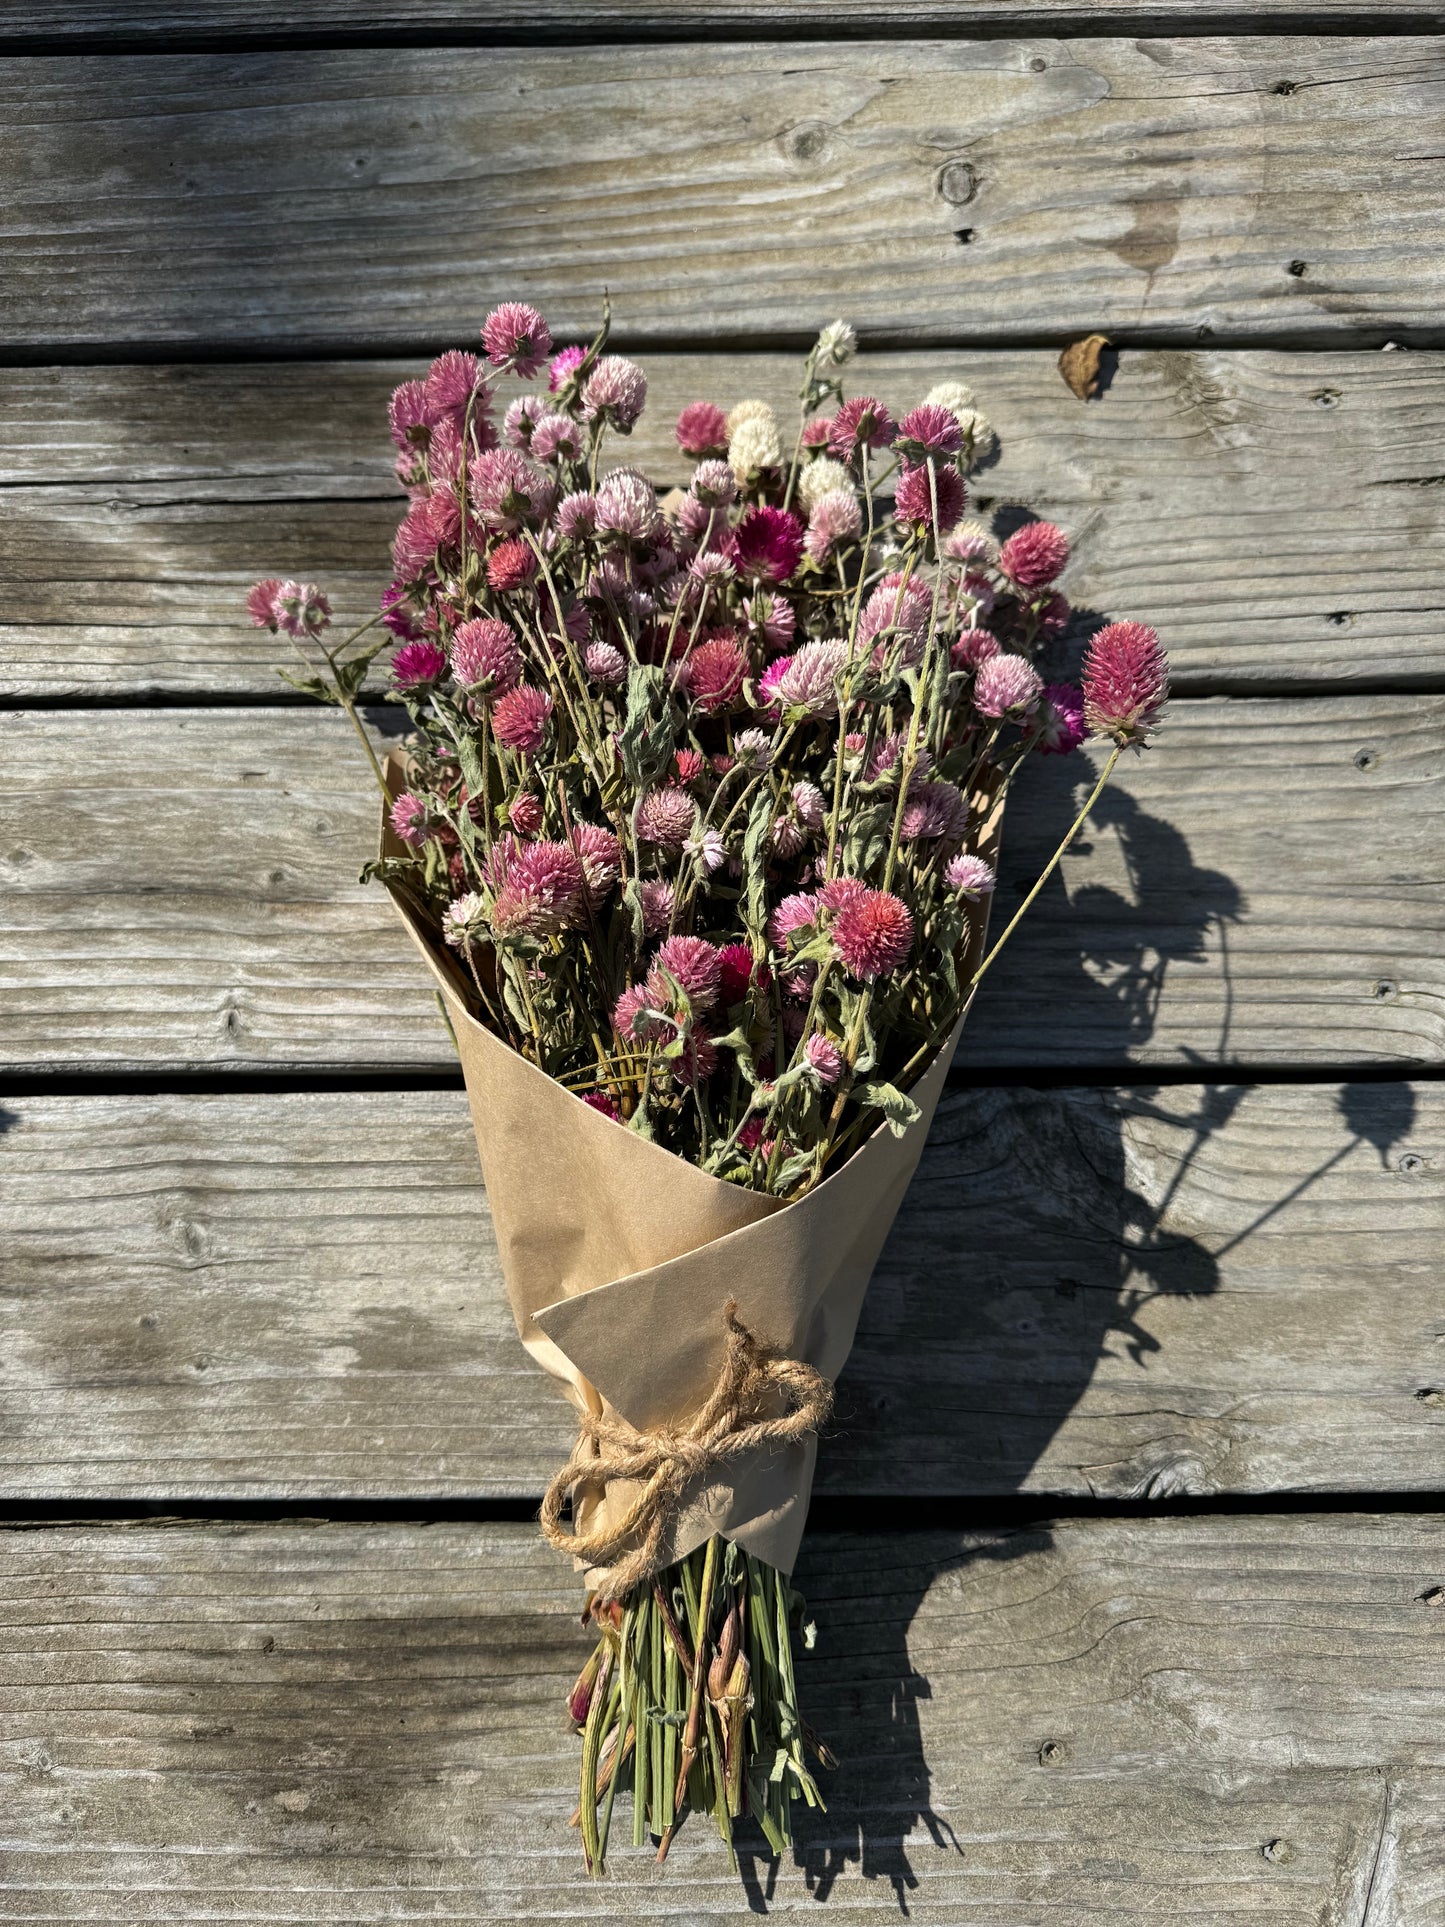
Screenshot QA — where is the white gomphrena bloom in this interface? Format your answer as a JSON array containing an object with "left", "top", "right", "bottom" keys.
[
  {"left": 729, "top": 414, "right": 783, "bottom": 479},
  {"left": 924, "top": 379, "right": 978, "bottom": 419},
  {"left": 796, "top": 455, "right": 854, "bottom": 513},
  {"left": 815, "top": 319, "right": 858, "bottom": 366}
]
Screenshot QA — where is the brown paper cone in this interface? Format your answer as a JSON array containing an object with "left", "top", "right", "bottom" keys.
[{"left": 382, "top": 755, "right": 1002, "bottom": 1579}]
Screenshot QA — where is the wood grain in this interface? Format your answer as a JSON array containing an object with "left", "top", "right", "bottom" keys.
[
  {"left": 1, "top": 1514, "right": 1441, "bottom": 1920},
  {"left": 2, "top": 698, "right": 1440, "bottom": 1073},
  {"left": 2, "top": 40, "right": 1444, "bottom": 353},
  {"left": 1, "top": 1082, "right": 1441, "bottom": 1501},
  {"left": 6, "top": 349, "right": 1445, "bottom": 698}
]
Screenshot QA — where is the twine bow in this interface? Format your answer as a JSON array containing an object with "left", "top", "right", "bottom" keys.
[{"left": 539, "top": 1298, "right": 833, "bottom": 1601}]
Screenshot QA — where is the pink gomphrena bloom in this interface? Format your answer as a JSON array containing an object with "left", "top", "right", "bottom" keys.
[
  {"left": 492, "top": 684, "right": 554, "bottom": 753},
  {"left": 569, "top": 821, "right": 623, "bottom": 899},
  {"left": 595, "top": 469, "right": 662, "bottom": 544},
  {"left": 489, "top": 839, "right": 584, "bottom": 940},
  {"left": 638, "top": 878, "right": 676, "bottom": 937},
  {"left": 584, "top": 639, "right": 627, "bottom": 687},
  {"left": 859, "top": 575, "right": 931, "bottom": 658},
  {"left": 827, "top": 396, "right": 897, "bottom": 462},
  {"left": 831, "top": 887, "right": 915, "bottom": 983},
  {"left": 901, "top": 779, "right": 969, "bottom": 844},
  {"left": 530, "top": 413, "right": 585, "bottom": 465},
  {"left": 945, "top": 852, "right": 996, "bottom": 898},
  {"left": 895, "top": 402, "right": 965, "bottom": 461},
  {"left": 388, "top": 379, "right": 435, "bottom": 451},
  {"left": 733, "top": 505, "right": 805, "bottom": 586},
  {"left": 481, "top": 302, "right": 553, "bottom": 378},
  {"left": 390, "top": 639, "right": 448, "bottom": 690},
  {"left": 508, "top": 792, "right": 544, "bottom": 836},
  {"left": 613, "top": 984, "right": 669, "bottom": 1046},
  {"left": 425, "top": 350, "right": 489, "bottom": 423},
  {"left": 745, "top": 589, "right": 796, "bottom": 655},
  {"left": 675, "top": 400, "right": 730, "bottom": 459},
  {"left": 943, "top": 520, "right": 1000, "bottom": 568},
  {"left": 865, "top": 731, "right": 931, "bottom": 784},
  {"left": 793, "top": 780, "right": 826, "bottom": 835},
  {"left": 1082, "top": 621, "right": 1169, "bottom": 744},
  {"left": 959, "top": 571, "right": 997, "bottom": 622},
  {"left": 803, "top": 1030, "right": 845, "bottom": 1088},
  {"left": 270, "top": 581, "right": 332, "bottom": 639},
  {"left": 548, "top": 344, "right": 587, "bottom": 392},
  {"left": 648, "top": 935, "right": 724, "bottom": 1011},
  {"left": 555, "top": 490, "right": 599, "bottom": 540},
  {"left": 973, "top": 652, "right": 1043, "bottom": 720},
  {"left": 1037, "top": 682, "right": 1087, "bottom": 755},
  {"left": 767, "top": 892, "right": 820, "bottom": 947},
  {"left": 245, "top": 578, "right": 284, "bottom": 630},
  {"left": 689, "top": 458, "right": 737, "bottom": 508},
  {"left": 582, "top": 355, "right": 648, "bottom": 431},
  {"left": 738, "top": 1113, "right": 766, "bottom": 1152},
  {"left": 950, "top": 627, "right": 1001, "bottom": 672},
  {"left": 760, "top": 638, "right": 848, "bottom": 719},
  {"left": 801, "top": 416, "right": 834, "bottom": 450},
  {"left": 451, "top": 617, "right": 522, "bottom": 698},
  {"left": 688, "top": 550, "right": 737, "bottom": 598},
  {"left": 470, "top": 448, "right": 556, "bottom": 532},
  {"left": 668, "top": 1025, "right": 720, "bottom": 1088},
  {"left": 636, "top": 786, "right": 699, "bottom": 848},
  {"left": 895, "top": 461, "right": 966, "bottom": 534},
  {"left": 818, "top": 875, "right": 871, "bottom": 915},
  {"left": 673, "top": 747, "right": 706, "bottom": 785},
  {"left": 804, "top": 488, "right": 863, "bottom": 562},
  {"left": 504, "top": 394, "right": 549, "bottom": 450},
  {"left": 581, "top": 1089, "right": 622, "bottom": 1121},
  {"left": 389, "top": 791, "right": 430, "bottom": 847},
  {"left": 684, "top": 635, "right": 747, "bottom": 714},
  {"left": 999, "top": 520, "right": 1070, "bottom": 588},
  {"left": 732, "top": 726, "right": 774, "bottom": 770},
  {"left": 487, "top": 536, "right": 539, "bottom": 592}
]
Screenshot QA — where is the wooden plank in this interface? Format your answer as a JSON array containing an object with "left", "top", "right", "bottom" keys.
[
  {"left": 1, "top": 1514, "right": 1441, "bottom": 1919},
  {"left": 6, "top": 348, "right": 1445, "bottom": 698},
  {"left": 2, "top": 698, "right": 1440, "bottom": 1073},
  {"left": 2, "top": 1082, "right": 1442, "bottom": 1500},
  {"left": 2, "top": 40, "right": 1444, "bottom": 353}
]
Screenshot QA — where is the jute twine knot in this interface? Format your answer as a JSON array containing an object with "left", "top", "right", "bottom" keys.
[{"left": 539, "top": 1298, "right": 833, "bottom": 1602}]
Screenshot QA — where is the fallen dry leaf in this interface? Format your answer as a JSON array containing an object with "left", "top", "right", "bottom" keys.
[{"left": 1059, "top": 333, "right": 1111, "bottom": 401}]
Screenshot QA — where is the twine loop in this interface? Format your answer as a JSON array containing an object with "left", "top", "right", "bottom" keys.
[{"left": 539, "top": 1298, "right": 832, "bottom": 1601}]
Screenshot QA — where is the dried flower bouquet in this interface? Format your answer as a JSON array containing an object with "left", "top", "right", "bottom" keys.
[{"left": 249, "top": 302, "right": 1168, "bottom": 1874}]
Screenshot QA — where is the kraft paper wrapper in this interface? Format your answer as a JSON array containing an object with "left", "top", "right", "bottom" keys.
[{"left": 382, "top": 754, "right": 1003, "bottom": 1579}]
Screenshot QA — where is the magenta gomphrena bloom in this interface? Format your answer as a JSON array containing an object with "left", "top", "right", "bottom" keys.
[
  {"left": 492, "top": 683, "right": 553, "bottom": 753},
  {"left": 733, "top": 505, "right": 805, "bottom": 586},
  {"left": 245, "top": 578, "right": 284, "bottom": 629},
  {"left": 895, "top": 460, "right": 966, "bottom": 533},
  {"left": 895, "top": 402, "right": 965, "bottom": 460},
  {"left": 425, "top": 350, "right": 488, "bottom": 422},
  {"left": 684, "top": 634, "right": 747, "bottom": 714},
  {"left": 389, "top": 791, "right": 429, "bottom": 847},
  {"left": 555, "top": 490, "right": 599, "bottom": 540},
  {"left": 582, "top": 355, "right": 648, "bottom": 430},
  {"left": 639, "top": 878, "right": 676, "bottom": 937},
  {"left": 271, "top": 581, "right": 332, "bottom": 639},
  {"left": 760, "top": 637, "right": 848, "bottom": 719},
  {"left": 569, "top": 821, "right": 622, "bottom": 898},
  {"left": 944, "top": 852, "right": 996, "bottom": 898},
  {"left": 648, "top": 935, "right": 723, "bottom": 1012},
  {"left": 486, "top": 536, "right": 538, "bottom": 592},
  {"left": 974, "top": 652, "right": 1043, "bottom": 720},
  {"left": 950, "top": 627, "right": 1001, "bottom": 672},
  {"left": 390, "top": 638, "right": 448, "bottom": 690},
  {"left": 548, "top": 344, "right": 587, "bottom": 392},
  {"left": 388, "top": 379, "right": 434, "bottom": 451},
  {"left": 482, "top": 302, "right": 553, "bottom": 378},
  {"left": 470, "top": 448, "right": 555, "bottom": 532},
  {"left": 827, "top": 396, "right": 896, "bottom": 461},
  {"left": 803, "top": 1030, "right": 844, "bottom": 1087},
  {"left": 489, "top": 839, "right": 584, "bottom": 939},
  {"left": 530, "top": 413, "right": 585, "bottom": 465},
  {"left": 804, "top": 487, "right": 863, "bottom": 562},
  {"left": 584, "top": 639, "right": 626, "bottom": 687},
  {"left": 504, "top": 394, "right": 548, "bottom": 450},
  {"left": 718, "top": 942, "right": 760, "bottom": 1007},
  {"left": 675, "top": 400, "right": 729, "bottom": 459},
  {"left": 1082, "top": 621, "right": 1169, "bottom": 744},
  {"left": 1037, "top": 681, "right": 1087, "bottom": 756},
  {"left": 451, "top": 616, "right": 522, "bottom": 697},
  {"left": 581, "top": 1089, "right": 622, "bottom": 1121},
  {"left": 768, "top": 892, "right": 820, "bottom": 947},
  {"left": 636, "top": 786, "right": 698, "bottom": 848},
  {"left": 1000, "top": 520, "right": 1070, "bottom": 589},
  {"left": 901, "top": 779, "right": 969, "bottom": 844},
  {"left": 508, "top": 791, "right": 544, "bottom": 836},
  {"left": 831, "top": 887, "right": 915, "bottom": 983},
  {"left": 595, "top": 469, "right": 661, "bottom": 543}
]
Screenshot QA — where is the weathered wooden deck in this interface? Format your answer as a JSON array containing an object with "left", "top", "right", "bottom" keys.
[{"left": 2, "top": 5, "right": 1443, "bottom": 1918}]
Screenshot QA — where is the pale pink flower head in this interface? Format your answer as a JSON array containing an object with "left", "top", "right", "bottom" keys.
[
  {"left": 648, "top": 934, "right": 723, "bottom": 1012},
  {"left": 688, "top": 548, "right": 736, "bottom": 594},
  {"left": 638, "top": 878, "right": 676, "bottom": 937},
  {"left": 530, "top": 413, "right": 585, "bottom": 465},
  {"left": 245, "top": 578, "right": 284, "bottom": 630},
  {"left": 390, "top": 638, "right": 448, "bottom": 690},
  {"left": 745, "top": 589, "right": 797, "bottom": 656},
  {"left": 547, "top": 344, "right": 587, "bottom": 392},
  {"left": 689, "top": 458, "right": 736, "bottom": 508},
  {"left": 1000, "top": 520, "right": 1069, "bottom": 588},
  {"left": 895, "top": 402, "right": 964, "bottom": 460},
  {"left": 584, "top": 639, "right": 626, "bottom": 687},
  {"left": 974, "top": 652, "right": 1043, "bottom": 720},
  {"left": 451, "top": 616, "right": 522, "bottom": 697},
  {"left": 959, "top": 571, "right": 997, "bottom": 622},
  {"left": 860, "top": 575, "right": 932, "bottom": 661},
  {"left": 424, "top": 350, "right": 489, "bottom": 423},
  {"left": 388, "top": 379, "right": 435, "bottom": 451},
  {"left": 944, "top": 852, "right": 996, "bottom": 899},
  {"left": 828, "top": 395, "right": 896, "bottom": 462},
  {"left": 894, "top": 460, "right": 966, "bottom": 533},
  {"left": 759, "top": 637, "right": 848, "bottom": 719},
  {"left": 792, "top": 779, "right": 826, "bottom": 834},
  {"left": 555, "top": 490, "right": 599, "bottom": 540},
  {"left": 508, "top": 791, "right": 544, "bottom": 836},
  {"left": 675, "top": 401, "right": 729, "bottom": 459},
  {"left": 950, "top": 627, "right": 1001, "bottom": 673},
  {"left": 636, "top": 786, "right": 698, "bottom": 848},
  {"left": 442, "top": 891, "right": 485, "bottom": 946},
  {"left": 1037, "top": 681, "right": 1087, "bottom": 755},
  {"left": 685, "top": 824, "right": 726, "bottom": 874},
  {"left": 582, "top": 355, "right": 648, "bottom": 430},
  {"left": 1082, "top": 621, "right": 1169, "bottom": 744},
  {"left": 684, "top": 633, "right": 747, "bottom": 714},
  {"left": 803, "top": 1030, "right": 844, "bottom": 1088},
  {"left": 481, "top": 302, "right": 553, "bottom": 378},
  {"left": 389, "top": 791, "right": 430, "bottom": 847},
  {"left": 733, "top": 505, "right": 805, "bottom": 586},
  {"left": 272, "top": 580, "right": 332, "bottom": 639},
  {"left": 831, "top": 887, "right": 914, "bottom": 983},
  {"left": 613, "top": 984, "right": 669, "bottom": 1047},
  {"left": 732, "top": 727, "right": 773, "bottom": 770},
  {"left": 804, "top": 487, "right": 863, "bottom": 562},
  {"left": 900, "top": 779, "right": 969, "bottom": 844},
  {"left": 486, "top": 536, "right": 539, "bottom": 593},
  {"left": 801, "top": 416, "right": 834, "bottom": 449},
  {"left": 470, "top": 448, "right": 556, "bottom": 531},
  {"left": 504, "top": 394, "right": 548, "bottom": 449},
  {"left": 767, "top": 892, "right": 820, "bottom": 947},
  {"left": 492, "top": 683, "right": 553, "bottom": 753},
  {"left": 943, "top": 521, "right": 1000, "bottom": 568},
  {"left": 595, "top": 469, "right": 661, "bottom": 543}
]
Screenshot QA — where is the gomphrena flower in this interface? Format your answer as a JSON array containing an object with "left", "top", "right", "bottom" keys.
[
  {"left": 471, "top": 448, "right": 556, "bottom": 532},
  {"left": 492, "top": 683, "right": 553, "bottom": 753},
  {"left": 669, "top": 1027, "right": 720, "bottom": 1088},
  {"left": 531, "top": 413, "right": 585, "bottom": 465},
  {"left": 1037, "top": 682, "right": 1087, "bottom": 756},
  {"left": 547, "top": 344, "right": 587, "bottom": 392},
  {"left": 795, "top": 455, "right": 853, "bottom": 514},
  {"left": 595, "top": 470, "right": 662, "bottom": 544},
  {"left": 636, "top": 786, "right": 699, "bottom": 848},
  {"left": 717, "top": 942, "right": 762, "bottom": 1008},
  {"left": 442, "top": 891, "right": 486, "bottom": 946},
  {"left": 581, "top": 1089, "right": 622, "bottom": 1121},
  {"left": 815, "top": 319, "right": 858, "bottom": 365},
  {"left": 582, "top": 355, "right": 648, "bottom": 431},
  {"left": 569, "top": 822, "right": 623, "bottom": 899},
  {"left": 895, "top": 403, "right": 964, "bottom": 461},
  {"left": 487, "top": 537, "right": 538, "bottom": 593},
  {"left": 803, "top": 1031, "right": 844, "bottom": 1087},
  {"left": 612, "top": 984, "right": 668, "bottom": 1046},
  {"left": 491, "top": 839, "right": 585, "bottom": 940},
  {"left": 556, "top": 491, "right": 599, "bottom": 541},
  {"left": 504, "top": 395, "right": 548, "bottom": 449},
  {"left": 944, "top": 853, "right": 996, "bottom": 898},
  {"left": 425, "top": 350, "right": 489, "bottom": 422},
  {"left": 728, "top": 404, "right": 783, "bottom": 478},
  {"left": 733, "top": 506, "right": 805, "bottom": 585},
  {"left": 638, "top": 878, "right": 676, "bottom": 937},
  {"left": 690, "top": 459, "right": 737, "bottom": 508},
  {"left": 1082, "top": 622, "right": 1169, "bottom": 744},
  {"left": 973, "top": 652, "right": 1043, "bottom": 719},
  {"left": 828, "top": 396, "right": 897, "bottom": 461},
  {"left": 999, "top": 520, "right": 1069, "bottom": 589},
  {"left": 943, "top": 520, "right": 1000, "bottom": 568},
  {"left": 246, "top": 578, "right": 285, "bottom": 629},
  {"left": 676, "top": 401, "right": 730, "bottom": 459},
  {"left": 684, "top": 634, "right": 748, "bottom": 714},
  {"left": 894, "top": 461, "right": 966, "bottom": 533},
  {"left": 804, "top": 488, "right": 863, "bottom": 562},
  {"left": 831, "top": 886, "right": 914, "bottom": 982},
  {"left": 584, "top": 639, "right": 626, "bottom": 687},
  {"left": 900, "top": 779, "right": 969, "bottom": 844},
  {"left": 648, "top": 935, "right": 724, "bottom": 1012},
  {"left": 481, "top": 302, "right": 553, "bottom": 379},
  {"left": 390, "top": 639, "right": 448, "bottom": 690},
  {"left": 388, "top": 380, "right": 434, "bottom": 451},
  {"left": 270, "top": 581, "right": 332, "bottom": 639},
  {"left": 389, "top": 791, "right": 430, "bottom": 847},
  {"left": 950, "top": 627, "right": 1001, "bottom": 672},
  {"left": 508, "top": 792, "right": 544, "bottom": 835},
  {"left": 451, "top": 617, "right": 522, "bottom": 697},
  {"left": 760, "top": 638, "right": 848, "bottom": 719}
]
